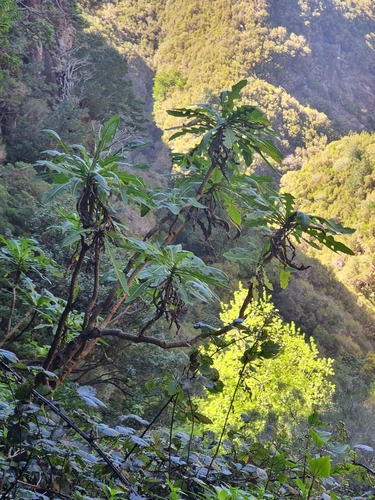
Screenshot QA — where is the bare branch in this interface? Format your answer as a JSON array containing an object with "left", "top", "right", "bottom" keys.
[{"left": 97, "top": 324, "right": 235, "bottom": 349}]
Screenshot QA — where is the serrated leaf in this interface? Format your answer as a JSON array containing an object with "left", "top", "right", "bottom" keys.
[{"left": 223, "top": 127, "right": 237, "bottom": 149}]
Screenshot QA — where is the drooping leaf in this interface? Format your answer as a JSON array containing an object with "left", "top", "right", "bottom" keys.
[
  {"left": 77, "top": 386, "right": 106, "bottom": 408},
  {"left": 41, "top": 182, "right": 71, "bottom": 205},
  {"left": 130, "top": 435, "right": 149, "bottom": 447},
  {"left": 226, "top": 203, "right": 242, "bottom": 226},
  {"left": 192, "top": 412, "right": 213, "bottom": 424},
  {"left": 354, "top": 444, "right": 374, "bottom": 452},
  {"left": 105, "top": 241, "right": 128, "bottom": 293},
  {"left": 310, "top": 428, "right": 325, "bottom": 447},
  {"left": 0, "top": 349, "right": 18, "bottom": 363},
  {"left": 96, "top": 423, "right": 119, "bottom": 437},
  {"left": 120, "top": 414, "right": 149, "bottom": 426}
]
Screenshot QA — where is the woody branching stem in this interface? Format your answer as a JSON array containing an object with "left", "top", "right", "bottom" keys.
[
  {"left": 37, "top": 81, "right": 353, "bottom": 390},
  {"left": 43, "top": 239, "right": 89, "bottom": 371},
  {"left": 83, "top": 249, "right": 101, "bottom": 328},
  {"left": 48, "top": 144, "right": 224, "bottom": 386}
]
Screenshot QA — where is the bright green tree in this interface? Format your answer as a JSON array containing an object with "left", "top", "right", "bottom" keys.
[{"left": 198, "top": 284, "right": 335, "bottom": 436}]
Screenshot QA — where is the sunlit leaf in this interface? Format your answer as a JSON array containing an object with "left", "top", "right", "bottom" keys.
[
  {"left": 308, "top": 455, "right": 331, "bottom": 478},
  {"left": 279, "top": 267, "right": 290, "bottom": 289}
]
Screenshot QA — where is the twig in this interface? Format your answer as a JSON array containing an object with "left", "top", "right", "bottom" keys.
[{"left": 353, "top": 460, "right": 375, "bottom": 475}]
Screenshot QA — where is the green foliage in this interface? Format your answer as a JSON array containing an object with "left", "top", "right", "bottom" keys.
[
  {"left": 0, "top": 352, "right": 368, "bottom": 499},
  {"left": 281, "top": 131, "right": 375, "bottom": 301},
  {"left": 0, "top": 0, "right": 17, "bottom": 36},
  {"left": 153, "top": 68, "right": 187, "bottom": 102},
  {"left": 1, "top": 0, "right": 375, "bottom": 495},
  {"left": 146, "top": 0, "right": 375, "bottom": 155},
  {"left": 0, "top": 236, "right": 56, "bottom": 280},
  {"left": 197, "top": 285, "right": 335, "bottom": 436},
  {"left": 0, "top": 0, "right": 19, "bottom": 77},
  {"left": 74, "top": 33, "right": 145, "bottom": 125},
  {"left": 36, "top": 114, "right": 150, "bottom": 210},
  {"left": 0, "top": 2, "right": 144, "bottom": 164},
  {"left": 0, "top": 82, "right": 361, "bottom": 498}
]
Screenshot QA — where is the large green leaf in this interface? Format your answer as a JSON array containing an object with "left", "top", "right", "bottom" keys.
[
  {"left": 279, "top": 267, "right": 291, "bottom": 289},
  {"left": 296, "top": 211, "right": 311, "bottom": 231},
  {"left": 41, "top": 180, "right": 72, "bottom": 205},
  {"left": 220, "top": 79, "right": 247, "bottom": 116},
  {"left": 308, "top": 455, "right": 331, "bottom": 478},
  {"left": 105, "top": 241, "right": 128, "bottom": 293},
  {"left": 99, "top": 114, "right": 120, "bottom": 146}
]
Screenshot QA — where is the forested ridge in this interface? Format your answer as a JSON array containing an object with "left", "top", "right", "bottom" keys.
[{"left": 1, "top": 0, "right": 375, "bottom": 498}]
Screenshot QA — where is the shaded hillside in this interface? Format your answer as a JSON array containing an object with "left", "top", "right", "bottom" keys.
[
  {"left": 0, "top": 0, "right": 150, "bottom": 165},
  {"left": 268, "top": 0, "right": 375, "bottom": 135}
]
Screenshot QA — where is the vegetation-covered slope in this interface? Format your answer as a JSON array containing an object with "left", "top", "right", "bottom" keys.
[
  {"left": 78, "top": 0, "right": 375, "bottom": 155},
  {"left": 1, "top": 0, "right": 375, "bottom": 497},
  {"left": 148, "top": 0, "right": 375, "bottom": 150},
  {"left": 282, "top": 131, "right": 375, "bottom": 304}
]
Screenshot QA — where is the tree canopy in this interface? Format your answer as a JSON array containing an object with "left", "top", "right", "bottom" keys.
[{"left": 198, "top": 285, "right": 335, "bottom": 437}]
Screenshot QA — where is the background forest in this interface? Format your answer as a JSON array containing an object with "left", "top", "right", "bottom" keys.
[{"left": 1, "top": 0, "right": 375, "bottom": 498}]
